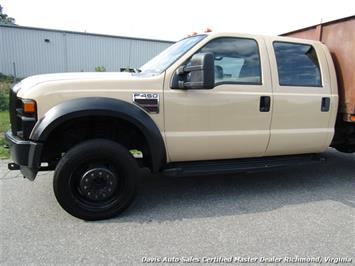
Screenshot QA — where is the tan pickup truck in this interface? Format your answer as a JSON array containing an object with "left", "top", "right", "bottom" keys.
[{"left": 5, "top": 16, "right": 355, "bottom": 220}]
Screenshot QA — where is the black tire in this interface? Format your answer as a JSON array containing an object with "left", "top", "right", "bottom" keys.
[
  {"left": 335, "top": 145, "right": 355, "bottom": 153},
  {"left": 53, "top": 139, "right": 139, "bottom": 221}
]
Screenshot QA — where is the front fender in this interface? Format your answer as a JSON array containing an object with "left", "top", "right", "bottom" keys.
[{"left": 30, "top": 97, "right": 166, "bottom": 172}]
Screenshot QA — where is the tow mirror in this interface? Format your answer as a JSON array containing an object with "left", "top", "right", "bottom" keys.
[{"left": 171, "top": 52, "right": 215, "bottom": 89}]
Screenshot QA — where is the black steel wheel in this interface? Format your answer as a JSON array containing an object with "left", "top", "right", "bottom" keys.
[{"left": 53, "top": 139, "right": 139, "bottom": 220}]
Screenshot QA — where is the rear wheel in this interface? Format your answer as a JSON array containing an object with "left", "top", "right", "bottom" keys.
[
  {"left": 53, "top": 139, "right": 139, "bottom": 220},
  {"left": 334, "top": 145, "right": 355, "bottom": 153}
]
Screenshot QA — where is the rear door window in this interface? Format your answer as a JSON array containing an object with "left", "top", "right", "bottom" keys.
[{"left": 273, "top": 42, "right": 322, "bottom": 87}]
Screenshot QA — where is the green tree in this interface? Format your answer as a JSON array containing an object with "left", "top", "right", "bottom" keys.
[
  {"left": 95, "top": 66, "right": 106, "bottom": 72},
  {"left": 0, "top": 5, "right": 16, "bottom": 25}
]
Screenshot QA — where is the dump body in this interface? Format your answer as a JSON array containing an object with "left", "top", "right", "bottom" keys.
[{"left": 282, "top": 15, "right": 355, "bottom": 121}]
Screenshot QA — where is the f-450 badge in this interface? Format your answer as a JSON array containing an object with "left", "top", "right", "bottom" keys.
[{"left": 132, "top": 93, "right": 159, "bottom": 113}]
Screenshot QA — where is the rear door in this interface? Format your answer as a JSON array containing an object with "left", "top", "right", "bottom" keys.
[{"left": 265, "top": 38, "right": 334, "bottom": 156}]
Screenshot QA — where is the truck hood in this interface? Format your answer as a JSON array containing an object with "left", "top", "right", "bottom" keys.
[{"left": 16, "top": 72, "right": 134, "bottom": 92}]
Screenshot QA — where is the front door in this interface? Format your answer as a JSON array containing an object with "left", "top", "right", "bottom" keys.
[{"left": 164, "top": 36, "right": 273, "bottom": 162}]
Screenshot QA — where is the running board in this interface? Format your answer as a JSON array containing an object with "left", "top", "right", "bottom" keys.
[{"left": 162, "top": 154, "right": 326, "bottom": 177}]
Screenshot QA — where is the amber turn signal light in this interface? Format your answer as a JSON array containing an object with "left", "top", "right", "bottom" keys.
[{"left": 23, "top": 100, "right": 36, "bottom": 113}]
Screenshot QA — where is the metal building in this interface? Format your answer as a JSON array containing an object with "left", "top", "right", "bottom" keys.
[{"left": 0, "top": 24, "right": 174, "bottom": 78}]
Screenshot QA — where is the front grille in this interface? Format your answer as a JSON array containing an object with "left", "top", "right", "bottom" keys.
[
  {"left": 9, "top": 85, "right": 21, "bottom": 136},
  {"left": 9, "top": 84, "right": 37, "bottom": 139}
]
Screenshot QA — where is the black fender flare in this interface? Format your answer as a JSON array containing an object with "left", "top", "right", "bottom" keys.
[{"left": 30, "top": 97, "right": 166, "bottom": 172}]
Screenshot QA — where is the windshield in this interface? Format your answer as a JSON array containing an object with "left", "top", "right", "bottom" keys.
[{"left": 140, "top": 35, "right": 206, "bottom": 74}]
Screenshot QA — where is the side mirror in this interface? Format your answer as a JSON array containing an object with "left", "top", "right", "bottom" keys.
[{"left": 171, "top": 52, "right": 215, "bottom": 90}]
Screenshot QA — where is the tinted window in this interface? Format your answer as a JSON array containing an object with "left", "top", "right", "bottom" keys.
[
  {"left": 273, "top": 42, "right": 321, "bottom": 87},
  {"left": 199, "top": 38, "right": 261, "bottom": 84}
]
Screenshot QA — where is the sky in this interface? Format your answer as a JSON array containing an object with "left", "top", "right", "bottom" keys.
[{"left": 1, "top": 0, "right": 354, "bottom": 41}]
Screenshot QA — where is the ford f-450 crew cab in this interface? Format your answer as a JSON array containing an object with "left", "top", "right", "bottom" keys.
[{"left": 5, "top": 21, "right": 355, "bottom": 220}]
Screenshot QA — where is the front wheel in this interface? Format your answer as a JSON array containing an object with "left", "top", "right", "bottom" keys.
[{"left": 53, "top": 139, "right": 139, "bottom": 220}]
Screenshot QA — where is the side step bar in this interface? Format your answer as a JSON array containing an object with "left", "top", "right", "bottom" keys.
[{"left": 162, "top": 154, "right": 326, "bottom": 177}]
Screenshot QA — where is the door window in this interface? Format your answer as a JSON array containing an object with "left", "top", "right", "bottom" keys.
[
  {"left": 198, "top": 37, "right": 262, "bottom": 85},
  {"left": 273, "top": 42, "right": 322, "bottom": 87}
]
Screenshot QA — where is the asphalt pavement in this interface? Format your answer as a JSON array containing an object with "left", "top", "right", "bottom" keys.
[{"left": 1, "top": 149, "right": 354, "bottom": 265}]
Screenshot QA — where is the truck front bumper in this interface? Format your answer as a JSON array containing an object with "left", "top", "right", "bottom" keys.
[{"left": 5, "top": 131, "right": 43, "bottom": 180}]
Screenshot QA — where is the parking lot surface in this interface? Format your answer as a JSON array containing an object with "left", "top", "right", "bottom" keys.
[{"left": 1, "top": 149, "right": 354, "bottom": 265}]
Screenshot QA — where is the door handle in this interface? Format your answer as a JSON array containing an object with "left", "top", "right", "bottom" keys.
[
  {"left": 321, "top": 97, "right": 330, "bottom": 112},
  {"left": 260, "top": 96, "right": 271, "bottom": 112}
]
